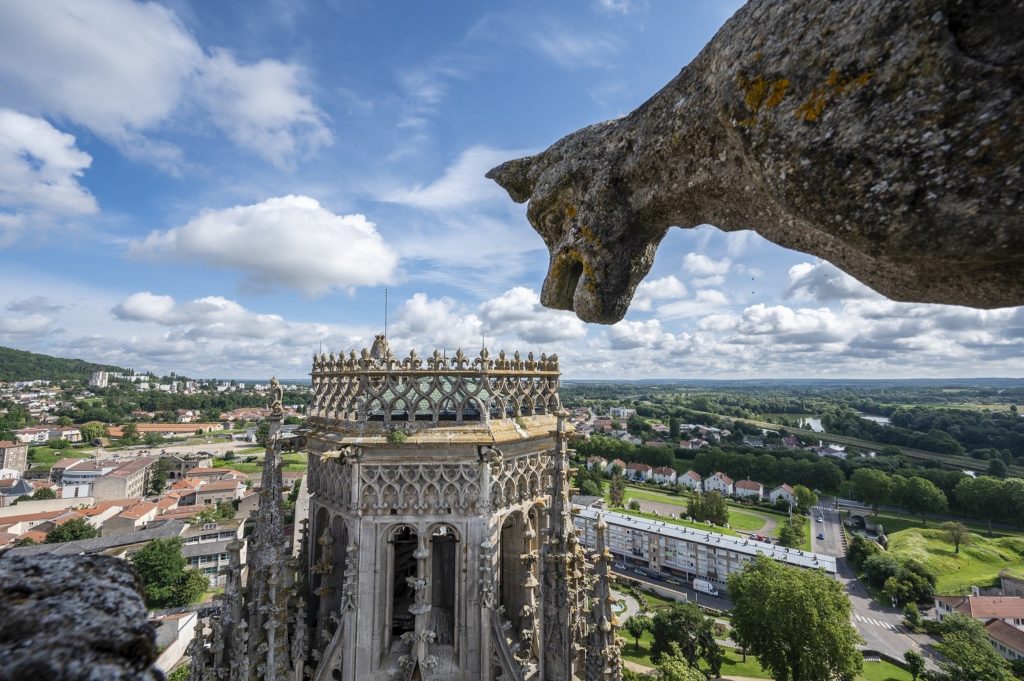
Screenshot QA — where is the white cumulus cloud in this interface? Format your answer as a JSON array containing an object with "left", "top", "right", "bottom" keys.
[
  {"left": 786, "top": 261, "right": 878, "bottom": 302},
  {"left": 631, "top": 275, "right": 687, "bottom": 312},
  {"left": 130, "top": 195, "right": 398, "bottom": 295},
  {"left": 684, "top": 251, "right": 733, "bottom": 278},
  {"left": 0, "top": 0, "right": 331, "bottom": 168},
  {"left": 479, "top": 287, "right": 587, "bottom": 343}
]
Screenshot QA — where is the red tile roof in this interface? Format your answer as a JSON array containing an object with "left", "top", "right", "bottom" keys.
[
  {"left": 196, "top": 480, "right": 243, "bottom": 493},
  {"left": 936, "top": 596, "right": 1024, "bottom": 620},
  {"left": 985, "top": 618, "right": 1024, "bottom": 654},
  {"left": 712, "top": 471, "right": 734, "bottom": 484},
  {"left": 736, "top": 480, "right": 763, "bottom": 490}
]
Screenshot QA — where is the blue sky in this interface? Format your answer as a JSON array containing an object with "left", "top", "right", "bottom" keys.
[{"left": 0, "top": 0, "right": 1021, "bottom": 380}]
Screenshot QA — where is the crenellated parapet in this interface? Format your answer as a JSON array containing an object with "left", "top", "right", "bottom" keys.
[{"left": 309, "top": 335, "right": 560, "bottom": 425}]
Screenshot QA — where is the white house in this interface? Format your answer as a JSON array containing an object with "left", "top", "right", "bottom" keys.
[
  {"left": 678, "top": 470, "right": 702, "bottom": 491},
  {"left": 734, "top": 479, "right": 764, "bottom": 500},
  {"left": 585, "top": 456, "right": 608, "bottom": 472},
  {"left": 703, "top": 471, "right": 734, "bottom": 496},
  {"left": 652, "top": 466, "right": 677, "bottom": 485},
  {"left": 610, "top": 407, "right": 636, "bottom": 419},
  {"left": 770, "top": 484, "right": 797, "bottom": 506},
  {"left": 625, "top": 463, "right": 653, "bottom": 482}
]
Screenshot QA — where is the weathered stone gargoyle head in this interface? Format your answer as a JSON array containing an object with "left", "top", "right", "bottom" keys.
[
  {"left": 487, "top": 123, "right": 667, "bottom": 324},
  {"left": 488, "top": 0, "right": 1024, "bottom": 323}
]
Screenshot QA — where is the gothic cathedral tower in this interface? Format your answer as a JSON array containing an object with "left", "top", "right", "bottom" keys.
[{"left": 302, "top": 336, "right": 603, "bottom": 681}]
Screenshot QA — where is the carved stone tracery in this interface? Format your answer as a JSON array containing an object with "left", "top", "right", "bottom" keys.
[{"left": 310, "top": 338, "right": 560, "bottom": 424}]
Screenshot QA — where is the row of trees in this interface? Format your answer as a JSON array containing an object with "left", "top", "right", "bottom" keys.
[
  {"left": 852, "top": 468, "right": 1024, "bottom": 531},
  {"left": 849, "top": 468, "right": 949, "bottom": 523}
]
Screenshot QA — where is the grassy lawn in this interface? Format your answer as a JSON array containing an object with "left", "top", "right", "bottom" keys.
[
  {"left": 629, "top": 646, "right": 909, "bottom": 680},
  {"left": 887, "top": 525, "right": 1024, "bottom": 593},
  {"left": 618, "top": 507, "right": 740, "bottom": 537},
  {"left": 618, "top": 484, "right": 775, "bottom": 535},
  {"left": 728, "top": 507, "right": 770, "bottom": 532},
  {"left": 868, "top": 512, "right": 1024, "bottom": 539},
  {"left": 213, "top": 451, "right": 307, "bottom": 474},
  {"left": 27, "top": 446, "right": 91, "bottom": 469}
]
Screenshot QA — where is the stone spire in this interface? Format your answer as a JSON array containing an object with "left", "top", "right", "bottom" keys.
[
  {"left": 541, "top": 412, "right": 574, "bottom": 680},
  {"left": 244, "top": 376, "right": 292, "bottom": 681},
  {"left": 585, "top": 514, "right": 623, "bottom": 681}
]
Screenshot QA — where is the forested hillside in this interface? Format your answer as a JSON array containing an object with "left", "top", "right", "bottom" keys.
[{"left": 0, "top": 346, "right": 126, "bottom": 382}]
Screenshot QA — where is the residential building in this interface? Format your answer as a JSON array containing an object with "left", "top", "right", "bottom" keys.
[
  {"left": 781, "top": 436, "right": 801, "bottom": 449},
  {"left": 934, "top": 595, "right": 1024, "bottom": 628},
  {"left": 181, "top": 518, "right": 246, "bottom": 586},
  {"left": 184, "top": 467, "right": 247, "bottom": 484},
  {"left": 102, "top": 501, "right": 159, "bottom": 536},
  {"left": 59, "top": 460, "right": 117, "bottom": 488},
  {"left": 0, "top": 441, "right": 29, "bottom": 473},
  {"left": 652, "top": 466, "right": 677, "bottom": 485},
  {"left": 13, "top": 426, "right": 82, "bottom": 444},
  {"left": 743, "top": 437, "right": 765, "bottom": 448},
  {"left": 610, "top": 407, "right": 636, "bottom": 419},
  {"left": 734, "top": 479, "right": 764, "bottom": 500},
  {"left": 625, "top": 462, "right": 653, "bottom": 482},
  {"left": 585, "top": 456, "right": 608, "bottom": 472},
  {"left": 704, "top": 471, "right": 734, "bottom": 496},
  {"left": 180, "top": 479, "right": 245, "bottom": 507},
  {"left": 986, "top": 618, "right": 1024, "bottom": 662},
  {"left": 678, "top": 470, "right": 702, "bottom": 491},
  {"left": 574, "top": 507, "right": 836, "bottom": 590},
  {"left": 160, "top": 454, "right": 214, "bottom": 480},
  {"left": 91, "top": 457, "right": 157, "bottom": 501},
  {"left": 0, "top": 477, "right": 36, "bottom": 506},
  {"left": 770, "top": 484, "right": 797, "bottom": 506},
  {"left": 50, "top": 457, "right": 85, "bottom": 483},
  {"left": 609, "top": 458, "right": 627, "bottom": 473},
  {"left": 593, "top": 418, "right": 613, "bottom": 432},
  {"left": 677, "top": 439, "right": 708, "bottom": 450}
]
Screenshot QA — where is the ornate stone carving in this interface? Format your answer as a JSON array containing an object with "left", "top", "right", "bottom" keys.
[
  {"left": 489, "top": 452, "right": 549, "bottom": 509},
  {"left": 310, "top": 337, "right": 560, "bottom": 424},
  {"left": 358, "top": 463, "right": 481, "bottom": 515}
]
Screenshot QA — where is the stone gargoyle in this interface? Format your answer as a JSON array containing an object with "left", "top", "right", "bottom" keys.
[{"left": 487, "top": 0, "right": 1023, "bottom": 323}]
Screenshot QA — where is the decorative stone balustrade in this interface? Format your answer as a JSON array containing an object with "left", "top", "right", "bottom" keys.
[{"left": 309, "top": 336, "right": 560, "bottom": 425}]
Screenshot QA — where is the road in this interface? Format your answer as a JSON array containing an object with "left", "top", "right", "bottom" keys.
[
  {"left": 611, "top": 565, "right": 734, "bottom": 612},
  {"left": 812, "top": 501, "right": 939, "bottom": 669}
]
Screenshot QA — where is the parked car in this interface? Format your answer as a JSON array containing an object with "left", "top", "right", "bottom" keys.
[{"left": 817, "top": 532, "right": 825, "bottom": 540}]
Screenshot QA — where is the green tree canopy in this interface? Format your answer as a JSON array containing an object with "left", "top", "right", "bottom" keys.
[
  {"left": 649, "top": 602, "right": 722, "bottom": 675},
  {"left": 727, "top": 554, "right": 863, "bottom": 681},
  {"left": 45, "top": 517, "right": 101, "bottom": 543},
  {"left": 903, "top": 476, "right": 948, "bottom": 525},
  {"left": 850, "top": 468, "right": 892, "bottom": 513},
  {"left": 793, "top": 484, "right": 818, "bottom": 512},
  {"left": 936, "top": 613, "right": 1014, "bottom": 681},
  {"left": 653, "top": 642, "right": 705, "bottom": 681},
  {"left": 132, "top": 537, "right": 208, "bottom": 608}
]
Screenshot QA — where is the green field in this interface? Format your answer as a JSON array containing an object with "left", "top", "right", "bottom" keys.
[
  {"left": 617, "top": 484, "right": 777, "bottom": 535},
  {"left": 887, "top": 525, "right": 1024, "bottom": 594},
  {"left": 618, "top": 508, "right": 741, "bottom": 537},
  {"left": 27, "top": 446, "right": 91, "bottom": 469},
  {"left": 624, "top": 643, "right": 910, "bottom": 680},
  {"left": 212, "top": 451, "right": 308, "bottom": 474}
]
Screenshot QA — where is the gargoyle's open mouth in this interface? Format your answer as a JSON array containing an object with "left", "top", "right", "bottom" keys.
[{"left": 542, "top": 251, "right": 584, "bottom": 312}]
